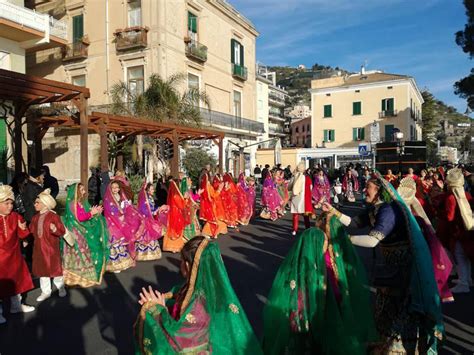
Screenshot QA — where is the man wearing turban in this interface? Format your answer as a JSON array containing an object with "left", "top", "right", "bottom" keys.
[
  {"left": 0, "top": 184, "right": 35, "bottom": 324},
  {"left": 30, "top": 189, "right": 67, "bottom": 301}
]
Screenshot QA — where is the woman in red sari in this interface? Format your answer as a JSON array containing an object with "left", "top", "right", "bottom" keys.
[
  {"left": 164, "top": 180, "right": 188, "bottom": 253},
  {"left": 221, "top": 173, "right": 239, "bottom": 228}
]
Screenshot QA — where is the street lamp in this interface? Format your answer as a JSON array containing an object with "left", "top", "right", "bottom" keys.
[{"left": 394, "top": 130, "right": 404, "bottom": 175}]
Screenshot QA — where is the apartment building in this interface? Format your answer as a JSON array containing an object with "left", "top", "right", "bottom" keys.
[
  {"left": 26, "top": 0, "right": 261, "bottom": 178},
  {"left": 290, "top": 116, "right": 311, "bottom": 147},
  {"left": 309, "top": 70, "right": 423, "bottom": 149},
  {"left": 0, "top": 0, "right": 67, "bottom": 182}
]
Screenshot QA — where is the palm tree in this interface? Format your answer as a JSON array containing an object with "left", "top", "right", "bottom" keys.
[{"left": 109, "top": 72, "right": 211, "bottom": 178}]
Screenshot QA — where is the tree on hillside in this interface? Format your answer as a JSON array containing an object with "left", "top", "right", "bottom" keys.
[
  {"left": 421, "top": 90, "right": 438, "bottom": 142},
  {"left": 455, "top": 0, "right": 474, "bottom": 109}
]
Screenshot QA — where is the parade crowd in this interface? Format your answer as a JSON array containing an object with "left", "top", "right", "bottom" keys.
[{"left": 0, "top": 161, "right": 473, "bottom": 354}]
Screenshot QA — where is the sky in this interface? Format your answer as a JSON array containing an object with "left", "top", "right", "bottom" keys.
[{"left": 230, "top": 0, "right": 472, "bottom": 113}]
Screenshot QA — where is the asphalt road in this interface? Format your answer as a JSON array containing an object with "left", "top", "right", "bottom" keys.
[{"left": 0, "top": 208, "right": 473, "bottom": 355}]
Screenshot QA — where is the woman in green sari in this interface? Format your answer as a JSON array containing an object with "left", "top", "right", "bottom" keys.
[
  {"left": 61, "top": 183, "right": 109, "bottom": 288},
  {"left": 134, "top": 237, "right": 262, "bottom": 354},
  {"left": 263, "top": 212, "right": 377, "bottom": 354}
]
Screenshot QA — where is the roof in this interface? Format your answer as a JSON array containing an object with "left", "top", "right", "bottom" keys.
[{"left": 316, "top": 72, "right": 411, "bottom": 89}]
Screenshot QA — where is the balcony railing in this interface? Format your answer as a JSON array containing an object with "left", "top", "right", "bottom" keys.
[
  {"left": 185, "top": 38, "right": 208, "bottom": 63},
  {"left": 62, "top": 40, "right": 89, "bottom": 61},
  {"left": 0, "top": 0, "right": 67, "bottom": 40},
  {"left": 379, "top": 110, "right": 398, "bottom": 118},
  {"left": 232, "top": 64, "right": 248, "bottom": 81},
  {"left": 268, "top": 112, "right": 286, "bottom": 122},
  {"left": 114, "top": 27, "right": 148, "bottom": 51},
  {"left": 269, "top": 126, "right": 287, "bottom": 136},
  {"left": 199, "top": 107, "right": 263, "bottom": 134}
]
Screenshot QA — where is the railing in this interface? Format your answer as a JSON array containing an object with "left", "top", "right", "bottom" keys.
[
  {"left": 379, "top": 110, "right": 398, "bottom": 118},
  {"left": 269, "top": 125, "right": 286, "bottom": 135},
  {"left": 199, "top": 107, "right": 263, "bottom": 134},
  {"left": 269, "top": 92, "right": 285, "bottom": 102},
  {"left": 268, "top": 112, "right": 285, "bottom": 122},
  {"left": 0, "top": 0, "right": 67, "bottom": 40},
  {"left": 185, "top": 38, "right": 208, "bottom": 63},
  {"left": 232, "top": 63, "right": 248, "bottom": 81},
  {"left": 62, "top": 40, "right": 89, "bottom": 61},
  {"left": 114, "top": 27, "right": 148, "bottom": 51}
]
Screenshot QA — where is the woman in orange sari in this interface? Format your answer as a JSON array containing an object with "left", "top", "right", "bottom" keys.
[
  {"left": 221, "top": 173, "right": 239, "bottom": 228},
  {"left": 163, "top": 180, "right": 188, "bottom": 253},
  {"left": 200, "top": 174, "right": 227, "bottom": 238}
]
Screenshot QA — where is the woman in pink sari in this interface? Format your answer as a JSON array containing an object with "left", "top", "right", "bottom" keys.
[
  {"left": 103, "top": 181, "right": 138, "bottom": 272},
  {"left": 136, "top": 182, "right": 163, "bottom": 261},
  {"left": 237, "top": 173, "right": 252, "bottom": 225},
  {"left": 312, "top": 169, "right": 331, "bottom": 208},
  {"left": 261, "top": 171, "right": 283, "bottom": 221}
]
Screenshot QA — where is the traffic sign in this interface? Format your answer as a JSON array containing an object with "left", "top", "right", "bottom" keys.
[{"left": 358, "top": 144, "right": 369, "bottom": 156}]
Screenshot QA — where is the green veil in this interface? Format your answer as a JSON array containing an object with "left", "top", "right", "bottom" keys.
[
  {"left": 134, "top": 240, "right": 262, "bottom": 354},
  {"left": 61, "top": 183, "right": 109, "bottom": 287},
  {"left": 374, "top": 171, "right": 444, "bottom": 350},
  {"left": 263, "top": 216, "right": 377, "bottom": 354}
]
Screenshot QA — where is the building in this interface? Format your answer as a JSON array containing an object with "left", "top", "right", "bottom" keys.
[
  {"left": 290, "top": 116, "right": 311, "bottom": 147},
  {"left": 437, "top": 146, "right": 458, "bottom": 164},
  {"left": 257, "top": 63, "right": 289, "bottom": 145},
  {"left": 286, "top": 104, "right": 311, "bottom": 120},
  {"left": 256, "top": 71, "right": 270, "bottom": 148},
  {"left": 26, "top": 0, "right": 261, "bottom": 179},
  {"left": 0, "top": 0, "right": 67, "bottom": 181},
  {"left": 309, "top": 69, "right": 423, "bottom": 149}
]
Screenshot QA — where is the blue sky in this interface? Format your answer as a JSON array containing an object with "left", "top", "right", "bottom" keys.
[{"left": 230, "top": 0, "right": 472, "bottom": 113}]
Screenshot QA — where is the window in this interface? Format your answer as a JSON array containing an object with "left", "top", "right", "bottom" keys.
[
  {"left": 72, "top": 75, "right": 86, "bottom": 87},
  {"left": 128, "top": 0, "right": 142, "bottom": 27},
  {"left": 295, "top": 126, "right": 299, "bottom": 133},
  {"left": 233, "top": 90, "right": 242, "bottom": 117},
  {"left": 323, "top": 104, "right": 332, "bottom": 118},
  {"left": 352, "top": 127, "right": 365, "bottom": 141},
  {"left": 302, "top": 125, "right": 305, "bottom": 132},
  {"left": 127, "top": 65, "right": 144, "bottom": 96},
  {"left": 307, "top": 124, "right": 310, "bottom": 132},
  {"left": 323, "top": 129, "right": 335, "bottom": 143},
  {"left": 352, "top": 101, "right": 362, "bottom": 115},
  {"left": 188, "top": 73, "right": 199, "bottom": 106},
  {"left": 188, "top": 12, "right": 197, "bottom": 40},
  {"left": 384, "top": 124, "right": 394, "bottom": 142},
  {"left": 72, "top": 14, "right": 84, "bottom": 42},
  {"left": 231, "top": 39, "right": 244, "bottom": 66},
  {"left": 0, "top": 51, "right": 10, "bottom": 70},
  {"left": 410, "top": 125, "right": 415, "bottom": 140},
  {"left": 381, "top": 98, "right": 394, "bottom": 112}
]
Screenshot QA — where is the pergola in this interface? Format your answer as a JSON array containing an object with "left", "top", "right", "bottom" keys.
[
  {"left": 35, "top": 111, "right": 225, "bottom": 184},
  {"left": 0, "top": 68, "right": 90, "bottom": 182}
]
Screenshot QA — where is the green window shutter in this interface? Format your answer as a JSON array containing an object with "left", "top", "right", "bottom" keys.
[
  {"left": 353, "top": 102, "right": 361, "bottom": 115},
  {"left": 188, "top": 12, "right": 197, "bottom": 33},
  {"left": 361, "top": 128, "right": 365, "bottom": 140},
  {"left": 323, "top": 130, "right": 328, "bottom": 142},
  {"left": 352, "top": 128, "right": 357, "bottom": 141},
  {"left": 240, "top": 43, "right": 244, "bottom": 67},
  {"left": 0, "top": 119, "right": 6, "bottom": 150},
  {"left": 331, "top": 130, "right": 335, "bottom": 142},
  {"left": 73, "top": 14, "right": 84, "bottom": 42},
  {"left": 324, "top": 104, "right": 331, "bottom": 117},
  {"left": 385, "top": 125, "right": 394, "bottom": 141},
  {"left": 388, "top": 98, "right": 394, "bottom": 111},
  {"left": 231, "top": 39, "right": 236, "bottom": 64}
]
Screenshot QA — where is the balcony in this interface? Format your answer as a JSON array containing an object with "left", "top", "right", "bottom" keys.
[
  {"left": 199, "top": 107, "right": 264, "bottom": 135},
  {"left": 379, "top": 110, "right": 398, "bottom": 118},
  {"left": 269, "top": 125, "right": 287, "bottom": 137},
  {"left": 0, "top": 0, "right": 67, "bottom": 48},
  {"left": 268, "top": 92, "right": 286, "bottom": 107},
  {"left": 114, "top": 27, "right": 148, "bottom": 52},
  {"left": 268, "top": 112, "right": 286, "bottom": 123},
  {"left": 185, "top": 38, "right": 208, "bottom": 63},
  {"left": 232, "top": 64, "right": 247, "bottom": 81},
  {"left": 62, "top": 40, "right": 89, "bottom": 62}
]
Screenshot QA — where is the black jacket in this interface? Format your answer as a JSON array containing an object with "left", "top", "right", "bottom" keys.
[{"left": 22, "top": 179, "right": 43, "bottom": 223}]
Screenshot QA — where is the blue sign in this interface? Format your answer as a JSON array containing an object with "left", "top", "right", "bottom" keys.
[{"left": 358, "top": 144, "right": 369, "bottom": 156}]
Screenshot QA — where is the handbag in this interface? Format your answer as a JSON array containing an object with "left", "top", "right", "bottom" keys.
[{"left": 62, "top": 228, "right": 76, "bottom": 247}]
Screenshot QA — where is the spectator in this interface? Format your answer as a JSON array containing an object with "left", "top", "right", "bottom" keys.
[
  {"left": 284, "top": 165, "right": 292, "bottom": 180},
  {"left": 254, "top": 165, "right": 262, "bottom": 182},
  {"left": 40, "top": 165, "right": 59, "bottom": 198},
  {"left": 88, "top": 168, "right": 102, "bottom": 205},
  {"left": 155, "top": 175, "right": 168, "bottom": 206},
  {"left": 261, "top": 164, "right": 270, "bottom": 185},
  {"left": 23, "top": 169, "right": 44, "bottom": 224},
  {"left": 10, "top": 172, "right": 29, "bottom": 215}
]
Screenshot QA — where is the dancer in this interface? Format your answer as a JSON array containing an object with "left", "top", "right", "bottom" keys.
[
  {"left": 200, "top": 174, "right": 227, "bottom": 238},
  {"left": 134, "top": 237, "right": 262, "bottom": 354},
  {"left": 261, "top": 171, "right": 283, "bottom": 221},
  {"left": 0, "top": 185, "right": 35, "bottom": 324},
  {"left": 221, "top": 173, "right": 239, "bottom": 228},
  {"left": 236, "top": 173, "right": 252, "bottom": 226},
  {"left": 275, "top": 169, "right": 289, "bottom": 211},
  {"left": 30, "top": 189, "right": 67, "bottom": 301},
  {"left": 113, "top": 169, "right": 134, "bottom": 201},
  {"left": 62, "top": 183, "right": 109, "bottom": 287},
  {"left": 312, "top": 168, "right": 331, "bottom": 208},
  {"left": 397, "top": 178, "right": 454, "bottom": 302},
  {"left": 290, "top": 163, "right": 312, "bottom": 235},
  {"left": 180, "top": 176, "right": 201, "bottom": 240},
  {"left": 263, "top": 212, "right": 377, "bottom": 354},
  {"left": 342, "top": 168, "right": 359, "bottom": 202},
  {"left": 323, "top": 172, "right": 443, "bottom": 354},
  {"left": 103, "top": 181, "right": 138, "bottom": 272},
  {"left": 136, "top": 182, "right": 163, "bottom": 261},
  {"left": 164, "top": 180, "right": 187, "bottom": 252}
]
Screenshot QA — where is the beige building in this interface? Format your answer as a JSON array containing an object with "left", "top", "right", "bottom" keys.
[
  {"left": 309, "top": 70, "right": 423, "bottom": 149},
  {"left": 26, "top": 0, "right": 261, "bottom": 179},
  {"left": 0, "top": 0, "right": 67, "bottom": 182}
]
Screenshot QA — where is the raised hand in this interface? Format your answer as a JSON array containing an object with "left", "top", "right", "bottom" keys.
[
  {"left": 138, "top": 285, "right": 165, "bottom": 306},
  {"left": 50, "top": 223, "right": 57, "bottom": 233},
  {"left": 18, "top": 220, "right": 27, "bottom": 230}
]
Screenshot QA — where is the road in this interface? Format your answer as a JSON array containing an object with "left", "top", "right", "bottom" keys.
[{"left": 0, "top": 208, "right": 473, "bottom": 354}]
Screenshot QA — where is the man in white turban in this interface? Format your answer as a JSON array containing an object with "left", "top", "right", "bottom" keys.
[
  {"left": 30, "top": 189, "right": 67, "bottom": 301},
  {"left": 290, "top": 162, "right": 312, "bottom": 235},
  {"left": 0, "top": 184, "right": 35, "bottom": 324}
]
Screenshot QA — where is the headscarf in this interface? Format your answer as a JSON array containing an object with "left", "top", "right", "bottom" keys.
[
  {"left": 0, "top": 184, "right": 14, "bottom": 203},
  {"left": 398, "top": 178, "right": 431, "bottom": 227},
  {"left": 37, "top": 188, "right": 57, "bottom": 210},
  {"left": 446, "top": 168, "right": 473, "bottom": 231}
]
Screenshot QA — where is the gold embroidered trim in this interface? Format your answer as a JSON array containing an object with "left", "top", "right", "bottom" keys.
[
  {"left": 369, "top": 230, "right": 385, "bottom": 241},
  {"left": 229, "top": 303, "right": 239, "bottom": 314}
]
